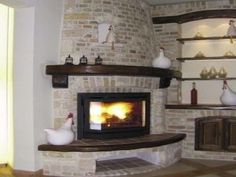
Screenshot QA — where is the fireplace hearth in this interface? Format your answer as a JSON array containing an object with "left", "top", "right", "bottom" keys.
[{"left": 77, "top": 92, "right": 150, "bottom": 139}]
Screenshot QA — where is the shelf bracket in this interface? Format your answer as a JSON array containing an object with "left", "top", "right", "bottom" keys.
[
  {"left": 159, "top": 77, "right": 172, "bottom": 88},
  {"left": 52, "top": 75, "right": 68, "bottom": 88}
]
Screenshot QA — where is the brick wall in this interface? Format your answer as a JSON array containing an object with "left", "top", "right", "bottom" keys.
[{"left": 61, "top": 0, "right": 156, "bottom": 66}]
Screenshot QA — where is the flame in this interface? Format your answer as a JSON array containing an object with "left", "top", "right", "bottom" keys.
[{"left": 90, "top": 102, "right": 133, "bottom": 124}]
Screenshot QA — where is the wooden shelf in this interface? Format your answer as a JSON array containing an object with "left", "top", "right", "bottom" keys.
[
  {"left": 38, "top": 133, "right": 186, "bottom": 152},
  {"left": 181, "top": 77, "right": 236, "bottom": 81},
  {"left": 176, "top": 56, "right": 236, "bottom": 62},
  {"left": 152, "top": 9, "right": 236, "bottom": 24},
  {"left": 165, "top": 104, "right": 236, "bottom": 110},
  {"left": 46, "top": 64, "right": 182, "bottom": 88},
  {"left": 177, "top": 36, "right": 236, "bottom": 44}
]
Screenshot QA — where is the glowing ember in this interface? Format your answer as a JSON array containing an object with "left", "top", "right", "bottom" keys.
[{"left": 90, "top": 102, "right": 134, "bottom": 124}]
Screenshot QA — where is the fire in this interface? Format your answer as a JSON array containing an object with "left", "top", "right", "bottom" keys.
[{"left": 90, "top": 102, "right": 133, "bottom": 124}]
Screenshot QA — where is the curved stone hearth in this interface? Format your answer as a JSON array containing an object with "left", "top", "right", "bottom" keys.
[{"left": 39, "top": 133, "right": 185, "bottom": 177}]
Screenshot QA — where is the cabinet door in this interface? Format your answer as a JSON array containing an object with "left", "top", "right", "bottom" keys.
[
  {"left": 224, "top": 118, "right": 236, "bottom": 151},
  {"left": 195, "top": 117, "right": 223, "bottom": 151}
]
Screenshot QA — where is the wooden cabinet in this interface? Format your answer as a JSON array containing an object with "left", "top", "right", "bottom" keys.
[
  {"left": 195, "top": 117, "right": 236, "bottom": 152},
  {"left": 195, "top": 117, "right": 223, "bottom": 151},
  {"left": 225, "top": 118, "right": 236, "bottom": 151}
]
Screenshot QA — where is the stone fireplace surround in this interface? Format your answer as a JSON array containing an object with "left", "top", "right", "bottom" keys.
[{"left": 39, "top": 75, "right": 185, "bottom": 176}]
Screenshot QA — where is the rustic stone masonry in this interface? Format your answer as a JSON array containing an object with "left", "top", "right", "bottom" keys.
[
  {"left": 54, "top": 0, "right": 168, "bottom": 129},
  {"left": 166, "top": 109, "right": 236, "bottom": 161},
  {"left": 46, "top": 1, "right": 185, "bottom": 176},
  {"left": 61, "top": 0, "right": 156, "bottom": 66},
  {"left": 41, "top": 141, "right": 182, "bottom": 177}
]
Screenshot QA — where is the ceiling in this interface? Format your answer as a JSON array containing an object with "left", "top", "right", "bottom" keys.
[{"left": 145, "top": 0, "right": 209, "bottom": 5}]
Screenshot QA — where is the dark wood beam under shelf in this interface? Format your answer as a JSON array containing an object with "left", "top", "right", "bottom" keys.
[
  {"left": 176, "top": 56, "right": 236, "bottom": 62},
  {"left": 46, "top": 64, "right": 182, "bottom": 89},
  {"left": 177, "top": 36, "right": 236, "bottom": 44},
  {"left": 181, "top": 77, "right": 236, "bottom": 81},
  {"left": 152, "top": 9, "right": 236, "bottom": 24},
  {"left": 165, "top": 104, "right": 236, "bottom": 110}
]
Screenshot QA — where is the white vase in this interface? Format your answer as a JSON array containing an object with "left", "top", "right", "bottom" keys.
[
  {"left": 44, "top": 117, "right": 74, "bottom": 145},
  {"left": 152, "top": 48, "right": 171, "bottom": 69},
  {"left": 220, "top": 80, "right": 236, "bottom": 105}
]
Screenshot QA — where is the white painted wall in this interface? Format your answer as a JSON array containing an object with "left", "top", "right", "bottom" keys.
[
  {"left": 9, "top": 0, "right": 63, "bottom": 171},
  {"left": 181, "top": 19, "right": 236, "bottom": 104},
  {"left": 13, "top": 7, "right": 35, "bottom": 170},
  {"left": 32, "top": 0, "right": 64, "bottom": 170}
]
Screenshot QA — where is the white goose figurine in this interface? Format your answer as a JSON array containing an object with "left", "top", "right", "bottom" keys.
[
  {"left": 220, "top": 80, "right": 236, "bottom": 105},
  {"left": 152, "top": 47, "right": 171, "bottom": 69},
  {"left": 44, "top": 113, "right": 74, "bottom": 145}
]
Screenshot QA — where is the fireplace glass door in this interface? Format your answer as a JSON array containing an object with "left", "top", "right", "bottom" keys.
[{"left": 78, "top": 93, "right": 150, "bottom": 139}]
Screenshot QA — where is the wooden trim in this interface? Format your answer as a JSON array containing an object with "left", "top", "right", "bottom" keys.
[
  {"left": 13, "top": 169, "right": 43, "bottom": 177},
  {"left": 46, "top": 64, "right": 181, "bottom": 79},
  {"left": 181, "top": 77, "right": 236, "bottom": 81},
  {"left": 152, "top": 9, "right": 236, "bottom": 24},
  {"left": 38, "top": 133, "right": 186, "bottom": 152},
  {"left": 46, "top": 64, "right": 182, "bottom": 88},
  {"left": 165, "top": 104, "right": 236, "bottom": 110},
  {"left": 176, "top": 56, "right": 236, "bottom": 62},
  {"left": 177, "top": 36, "right": 236, "bottom": 43}
]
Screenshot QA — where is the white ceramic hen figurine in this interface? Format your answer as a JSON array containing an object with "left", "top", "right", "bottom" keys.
[
  {"left": 226, "top": 20, "right": 236, "bottom": 43},
  {"left": 44, "top": 113, "right": 74, "bottom": 145},
  {"left": 220, "top": 80, "right": 236, "bottom": 105},
  {"left": 227, "top": 20, "right": 236, "bottom": 36},
  {"left": 152, "top": 47, "right": 171, "bottom": 69}
]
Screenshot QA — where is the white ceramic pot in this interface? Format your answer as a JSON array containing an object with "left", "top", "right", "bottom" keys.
[
  {"left": 220, "top": 80, "right": 236, "bottom": 105},
  {"left": 152, "top": 47, "right": 171, "bottom": 69}
]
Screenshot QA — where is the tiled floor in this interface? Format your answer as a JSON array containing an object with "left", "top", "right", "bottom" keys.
[
  {"left": 120, "top": 158, "right": 236, "bottom": 177},
  {"left": 1, "top": 158, "right": 236, "bottom": 177}
]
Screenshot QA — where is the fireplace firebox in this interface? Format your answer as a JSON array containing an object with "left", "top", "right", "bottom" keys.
[{"left": 77, "top": 92, "right": 150, "bottom": 139}]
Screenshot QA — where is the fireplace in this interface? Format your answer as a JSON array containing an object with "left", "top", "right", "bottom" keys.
[{"left": 77, "top": 92, "right": 150, "bottom": 139}]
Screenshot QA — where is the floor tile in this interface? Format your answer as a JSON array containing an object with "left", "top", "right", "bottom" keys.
[{"left": 226, "top": 169, "right": 236, "bottom": 175}]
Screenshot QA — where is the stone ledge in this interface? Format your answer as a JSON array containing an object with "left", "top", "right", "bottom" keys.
[{"left": 38, "top": 133, "right": 186, "bottom": 152}]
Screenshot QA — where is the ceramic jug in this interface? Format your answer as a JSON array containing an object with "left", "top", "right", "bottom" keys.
[
  {"left": 220, "top": 80, "right": 236, "bottom": 105},
  {"left": 152, "top": 47, "right": 171, "bottom": 69}
]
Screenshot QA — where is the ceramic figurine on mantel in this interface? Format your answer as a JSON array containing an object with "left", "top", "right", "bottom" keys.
[
  {"left": 64, "top": 54, "right": 73, "bottom": 65},
  {"left": 95, "top": 55, "right": 103, "bottom": 65},
  {"left": 103, "top": 25, "right": 115, "bottom": 50},
  {"left": 79, "top": 55, "right": 88, "bottom": 65},
  {"left": 152, "top": 47, "right": 171, "bottom": 69},
  {"left": 44, "top": 113, "right": 74, "bottom": 145},
  {"left": 220, "top": 80, "right": 236, "bottom": 105}
]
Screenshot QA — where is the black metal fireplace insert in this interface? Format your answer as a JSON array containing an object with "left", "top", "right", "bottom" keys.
[{"left": 77, "top": 92, "right": 150, "bottom": 139}]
